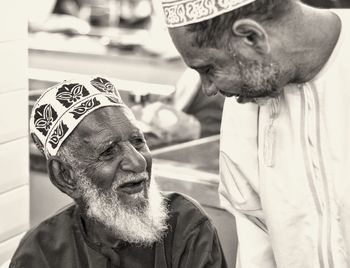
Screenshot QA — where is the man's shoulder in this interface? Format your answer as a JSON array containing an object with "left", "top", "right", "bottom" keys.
[
  {"left": 11, "top": 205, "right": 77, "bottom": 263},
  {"left": 162, "top": 191, "right": 210, "bottom": 227},
  {"left": 161, "top": 192, "right": 220, "bottom": 254},
  {"left": 23, "top": 204, "right": 76, "bottom": 241}
]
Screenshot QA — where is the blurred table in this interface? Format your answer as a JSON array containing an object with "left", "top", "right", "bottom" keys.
[{"left": 28, "top": 27, "right": 187, "bottom": 86}]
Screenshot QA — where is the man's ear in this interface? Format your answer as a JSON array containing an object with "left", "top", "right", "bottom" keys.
[
  {"left": 232, "top": 18, "right": 270, "bottom": 54},
  {"left": 47, "top": 156, "right": 79, "bottom": 199}
]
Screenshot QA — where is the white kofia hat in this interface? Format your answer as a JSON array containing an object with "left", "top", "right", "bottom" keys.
[
  {"left": 162, "top": 0, "right": 256, "bottom": 28},
  {"left": 30, "top": 76, "right": 128, "bottom": 159}
]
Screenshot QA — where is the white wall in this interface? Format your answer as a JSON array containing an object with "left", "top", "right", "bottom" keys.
[{"left": 0, "top": 0, "right": 29, "bottom": 264}]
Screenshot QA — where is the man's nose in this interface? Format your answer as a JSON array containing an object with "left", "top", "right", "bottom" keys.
[
  {"left": 120, "top": 144, "right": 147, "bottom": 173},
  {"left": 200, "top": 76, "right": 217, "bottom": 96}
]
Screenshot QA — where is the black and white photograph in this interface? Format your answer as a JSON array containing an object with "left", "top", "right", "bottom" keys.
[{"left": 0, "top": 0, "right": 349, "bottom": 267}]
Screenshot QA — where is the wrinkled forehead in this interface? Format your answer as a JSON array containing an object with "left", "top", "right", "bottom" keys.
[{"left": 74, "top": 106, "right": 138, "bottom": 140}]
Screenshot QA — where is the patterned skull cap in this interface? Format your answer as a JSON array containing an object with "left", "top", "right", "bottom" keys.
[
  {"left": 162, "top": 0, "right": 256, "bottom": 28},
  {"left": 30, "top": 76, "right": 128, "bottom": 159}
]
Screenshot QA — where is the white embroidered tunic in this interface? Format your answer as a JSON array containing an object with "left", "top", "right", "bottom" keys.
[{"left": 219, "top": 9, "right": 350, "bottom": 268}]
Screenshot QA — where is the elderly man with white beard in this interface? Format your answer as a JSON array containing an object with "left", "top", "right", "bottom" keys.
[{"left": 10, "top": 77, "right": 227, "bottom": 268}]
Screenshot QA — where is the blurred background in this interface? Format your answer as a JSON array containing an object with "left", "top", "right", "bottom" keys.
[{"left": 0, "top": 0, "right": 349, "bottom": 267}]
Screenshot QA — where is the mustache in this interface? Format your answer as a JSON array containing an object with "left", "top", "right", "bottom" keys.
[{"left": 112, "top": 171, "right": 149, "bottom": 190}]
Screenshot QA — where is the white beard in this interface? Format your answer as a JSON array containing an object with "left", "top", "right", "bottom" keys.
[{"left": 77, "top": 171, "right": 169, "bottom": 246}]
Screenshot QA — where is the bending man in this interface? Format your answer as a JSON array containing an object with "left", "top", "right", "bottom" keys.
[{"left": 161, "top": 0, "right": 350, "bottom": 267}]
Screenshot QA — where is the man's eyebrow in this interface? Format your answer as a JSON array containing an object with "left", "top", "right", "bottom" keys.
[{"left": 96, "top": 139, "right": 118, "bottom": 153}]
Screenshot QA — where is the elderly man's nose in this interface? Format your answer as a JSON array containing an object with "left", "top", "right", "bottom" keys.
[{"left": 120, "top": 145, "right": 147, "bottom": 173}]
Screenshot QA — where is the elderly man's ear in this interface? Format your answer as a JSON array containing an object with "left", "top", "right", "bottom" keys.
[
  {"left": 231, "top": 18, "right": 271, "bottom": 55},
  {"left": 47, "top": 157, "right": 79, "bottom": 199}
]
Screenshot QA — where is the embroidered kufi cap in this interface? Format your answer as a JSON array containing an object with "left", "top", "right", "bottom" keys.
[
  {"left": 162, "top": 0, "right": 256, "bottom": 28},
  {"left": 30, "top": 76, "right": 128, "bottom": 159}
]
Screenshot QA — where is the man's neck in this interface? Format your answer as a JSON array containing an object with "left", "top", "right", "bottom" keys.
[{"left": 292, "top": 4, "right": 341, "bottom": 83}]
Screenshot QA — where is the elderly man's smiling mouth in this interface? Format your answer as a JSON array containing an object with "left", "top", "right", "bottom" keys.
[{"left": 118, "top": 178, "right": 147, "bottom": 194}]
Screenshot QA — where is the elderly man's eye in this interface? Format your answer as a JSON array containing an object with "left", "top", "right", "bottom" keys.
[
  {"left": 99, "top": 146, "right": 116, "bottom": 160},
  {"left": 131, "top": 138, "right": 145, "bottom": 149}
]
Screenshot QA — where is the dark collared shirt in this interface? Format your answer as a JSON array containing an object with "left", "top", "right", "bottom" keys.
[{"left": 10, "top": 192, "right": 227, "bottom": 268}]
